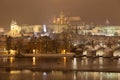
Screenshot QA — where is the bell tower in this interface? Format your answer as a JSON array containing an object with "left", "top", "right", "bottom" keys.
[{"left": 10, "top": 20, "right": 21, "bottom": 37}]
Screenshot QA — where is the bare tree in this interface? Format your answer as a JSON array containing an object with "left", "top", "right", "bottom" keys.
[{"left": 6, "top": 36, "right": 12, "bottom": 54}]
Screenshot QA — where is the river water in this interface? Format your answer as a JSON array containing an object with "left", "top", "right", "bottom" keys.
[{"left": 0, "top": 56, "right": 120, "bottom": 80}]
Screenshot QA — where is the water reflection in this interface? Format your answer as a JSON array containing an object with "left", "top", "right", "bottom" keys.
[
  {"left": 3, "top": 57, "right": 8, "bottom": 62},
  {"left": 99, "top": 57, "right": 103, "bottom": 65},
  {"left": 81, "top": 57, "right": 89, "bottom": 65},
  {"left": 10, "top": 70, "right": 21, "bottom": 74},
  {"left": 1, "top": 70, "right": 120, "bottom": 80},
  {"left": 32, "top": 57, "right": 36, "bottom": 65},
  {"left": 100, "top": 72, "right": 103, "bottom": 80},
  {"left": 73, "top": 71, "right": 77, "bottom": 80},
  {"left": 72, "top": 58, "right": 77, "bottom": 69},
  {"left": 63, "top": 57, "right": 66, "bottom": 67},
  {"left": 43, "top": 72, "right": 47, "bottom": 76},
  {"left": 0, "top": 56, "right": 120, "bottom": 80},
  {"left": 10, "top": 57, "right": 15, "bottom": 63},
  {"left": 118, "top": 73, "right": 120, "bottom": 80},
  {"left": 32, "top": 73, "right": 35, "bottom": 80},
  {"left": 93, "top": 72, "right": 99, "bottom": 80},
  {"left": 22, "top": 69, "right": 32, "bottom": 73}
]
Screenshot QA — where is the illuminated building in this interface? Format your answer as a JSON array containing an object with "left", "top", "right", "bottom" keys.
[
  {"left": 8, "top": 20, "right": 43, "bottom": 37},
  {"left": 20, "top": 24, "right": 43, "bottom": 36},
  {"left": 8, "top": 13, "right": 70, "bottom": 37},
  {"left": 86, "top": 25, "right": 120, "bottom": 36},
  {"left": 9, "top": 20, "right": 21, "bottom": 37},
  {"left": 7, "top": 14, "right": 120, "bottom": 37},
  {"left": 0, "top": 28, "right": 5, "bottom": 35},
  {"left": 8, "top": 20, "right": 69, "bottom": 37},
  {"left": 52, "top": 12, "right": 69, "bottom": 25}
]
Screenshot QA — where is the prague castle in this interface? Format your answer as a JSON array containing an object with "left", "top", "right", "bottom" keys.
[
  {"left": 8, "top": 12, "right": 70, "bottom": 37},
  {"left": 1, "top": 12, "right": 120, "bottom": 37}
]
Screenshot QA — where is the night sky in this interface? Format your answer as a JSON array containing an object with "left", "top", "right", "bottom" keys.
[{"left": 0, "top": 0, "right": 120, "bottom": 29}]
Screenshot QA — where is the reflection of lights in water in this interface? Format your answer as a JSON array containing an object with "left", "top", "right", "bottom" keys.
[
  {"left": 33, "top": 72, "right": 35, "bottom": 76},
  {"left": 118, "top": 73, "right": 120, "bottom": 80},
  {"left": 107, "top": 73, "right": 110, "bottom": 80},
  {"left": 10, "top": 70, "right": 21, "bottom": 74},
  {"left": 83, "top": 72, "right": 88, "bottom": 80},
  {"left": 72, "top": 58, "right": 77, "bottom": 69},
  {"left": 100, "top": 72, "right": 103, "bottom": 80},
  {"left": 73, "top": 72, "right": 119, "bottom": 80},
  {"left": 78, "top": 72, "right": 120, "bottom": 80},
  {"left": 106, "top": 73, "right": 118, "bottom": 80},
  {"left": 63, "top": 57, "right": 66, "bottom": 67},
  {"left": 99, "top": 57, "right": 103, "bottom": 65},
  {"left": 43, "top": 72, "right": 47, "bottom": 76},
  {"left": 85, "top": 57, "right": 88, "bottom": 65},
  {"left": 52, "top": 71, "right": 63, "bottom": 76},
  {"left": 33, "top": 49, "right": 36, "bottom": 54},
  {"left": 82, "top": 57, "right": 88, "bottom": 65},
  {"left": 73, "top": 71, "right": 77, "bottom": 80},
  {"left": 43, "top": 72, "right": 47, "bottom": 80},
  {"left": 118, "top": 58, "right": 120, "bottom": 64},
  {"left": 85, "top": 72, "right": 88, "bottom": 80},
  {"left": 3, "top": 57, "right": 8, "bottom": 62},
  {"left": 32, "top": 73, "right": 35, "bottom": 80},
  {"left": 93, "top": 72, "right": 99, "bottom": 80},
  {"left": 32, "top": 57, "right": 36, "bottom": 65},
  {"left": 22, "top": 70, "right": 31, "bottom": 73},
  {"left": 10, "top": 57, "right": 14, "bottom": 63}
]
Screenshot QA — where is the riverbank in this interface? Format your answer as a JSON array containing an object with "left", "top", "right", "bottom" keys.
[{"left": 0, "top": 53, "right": 75, "bottom": 58}]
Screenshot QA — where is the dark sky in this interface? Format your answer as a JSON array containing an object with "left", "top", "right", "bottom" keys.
[{"left": 0, "top": 0, "right": 120, "bottom": 28}]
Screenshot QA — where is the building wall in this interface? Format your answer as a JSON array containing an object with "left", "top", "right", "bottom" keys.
[
  {"left": 9, "top": 21, "right": 69, "bottom": 37},
  {"left": 48, "top": 24, "right": 68, "bottom": 33}
]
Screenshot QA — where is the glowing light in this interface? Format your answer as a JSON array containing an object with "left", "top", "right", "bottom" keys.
[
  {"left": 10, "top": 70, "right": 21, "bottom": 74},
  {"left": 82, "top": 57, "right": 88, "bottom": 65},
  {"left": 32, "top": 57, "right": 36, "bottom": 65},
  {"left": 96, "top": 50, "right": 104, "bottom": 56},
  {"left": 32, "top": 73, "right": 35, "bottom": 80},
  {"left": 33, "top": 49, "right": 36, "bottom": 54},
  {"left": 99, "top": 57, "right": 103, "bottom": 65},
  {"left": 43, "top": 24, "right": 47, "bottom": 32},
  {"left": 61, "top": 49, "right": 66, "bottom": 54},
  {"left": 10, "top": 49, "right": 16, "bottom": 54},
  {"left": 113, "top": 51, "right": 120, "bottom": 57},
  {"left": 63, "top": 57, "right": 66, "bottom": 67},
  {"left": 22, "top": 70, "right": 31, "bottom": 73},
  {"left": 83, "top": 50, "right": 87, "bottom": 56},
  {"left": 93, "top": 72, "right": 99, "bottom": 80},
  {"left": 73, "top": 71, "right": 77, "bottom": 80},
  {"left": 100, "top": 72, "right": 103, "bottom": 80},
  {"left": 3, "top": 57, "right": 8, "bottom": 62},
  {"left": 72, "top": 58, "right": 77, "bottom": 69},
  {"left": 43, "top": 72, "right": 47, "bottom": 76},
  {"left": 10, "top": 57, "right": 14, "bottom": 63},
  {"left": 33, "top": 32, "right": 37, "bottom": 37},
  {"left": 118, "top": 58, "right": 120, "bottom": 64},
  {"left": 118, "top": 73, "right": 120, "bottom": 80}
]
